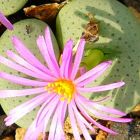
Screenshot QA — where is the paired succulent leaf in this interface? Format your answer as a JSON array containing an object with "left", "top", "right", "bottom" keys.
[
  {"left": 0, "top": 0, "right": 28, "bottom": 16},
  {"left": 0, "top": 19, "right": 59, "bottom": 128},
  {"left": 56, "top": 0, "right": 140, "bottom": 113}
]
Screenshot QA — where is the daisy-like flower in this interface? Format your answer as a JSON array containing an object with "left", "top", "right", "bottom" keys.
[
  {"left": 0, "top": 11, "right": 13, "bottom": 30},
  {"left": 0, "top": 27, "right": 131, "bottom": 140}
]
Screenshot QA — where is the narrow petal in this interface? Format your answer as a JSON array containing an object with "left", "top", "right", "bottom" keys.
[
  {"left": 68, "top": 101, "right": 81, "bottom": 140},
  {"left": 75, "top": 61, "right": 112, "bottom": 85},
  {"left": 12, "top": 36, "right": 50, "bottom": 74},
  {"left": 60, "top": 39, "right": 73, "bottom": 78},
  {"left": 44, "top": 27, "right": 59, "bottom": 66},
  {"left": 92, "top": 119, "right": 118, "bottom": 134},
  {"left": 55, "top": 101, "right": 67, "bottom": 140},
  {"left": 0, "top": 55, "right": 53, "bottom": 81},
  {"left": 71, "top": 39, "right": 86, "bottom": 80},
  {"left": 37, "top": 35, "right": 59, "bottom": 77},
  {"left": 8, "top": 93, "right": 50, "bottom": 116},
  {"left": 5, "top": 93, "right": 48, "bottom": 126},
  {"left": 7, "top": 50, "right": 56, "bottom": 81},
  {"left": 0, "top": 87, "right": 45, "bottom": 98},
  {"left": 48, "top": 102, "right": 62, "bottom": 140},
  {"left": 77, "top": 96, "right": 132, "bottom": 122},
  {"left": 93, "top": 95, "right": 112, "bottom": 103},
  {"left": 72, "top": 101, "right": 95, "bottom": 133},
  {"left": 78, "top": 94, "right": 126, "bottom": 116},
  {"left": 78, "top": 82, "right": 125, "bottom": 93},
  {"left": 75, "top": 97, "right": 118, "bottom": 135},
  {"left": 24, "top": 117, "right": 45, "bottom": 140},
  {"left": 0, "top": 11, "right": 13, "bottom": 30},
  {"left": 25, "top": 95, "right": 57, "bottom": 140},
  {"left": 40, "top": 97, "right": 60, "bottom": 140},
  {"left": 36, "top": 95, "right": 60, "bottom": 126},
  {"left": 41, "top": 97, "right": 60, "bottom": 138},
  {"left": 77, "top": 66, "right": 110, "bottom": 87},
  {"left": 0, "top": 72, "right": 48, "bottom": 86},
  {"left": 35, "top": 94, "right": 56, "bottom": 126},
  {"left": 61, "top": 101, "right": 68, "bottom": 122},
  {"left": 79, "top": 67, "right": 86, "bottom": 76},
  {"left": 93, "top": 103, "right": 126, "bottom": 116},
  {"left": 73, "top": 108, "right": 92, "bottom": 140}
]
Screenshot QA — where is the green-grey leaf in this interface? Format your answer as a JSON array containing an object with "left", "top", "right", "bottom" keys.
[
  {"left": 0, "top": 19, "right": 59, "bottom": 128},
  {"left": 0, "top": 0, "right": 28, "bottom": 16},
  {"left": 56, "top": 0, "right": 140, "bottom": 113}
]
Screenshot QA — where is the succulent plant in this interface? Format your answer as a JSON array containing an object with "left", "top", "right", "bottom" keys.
[
  {"left": 56, "top": 0, "right": 140, "bottom": 113},
  {"left": 0, "top": 0, "right": 28, "bottom": 16},
  {"left": 0, "top": 19, "right": 59, "bottom": 128}
]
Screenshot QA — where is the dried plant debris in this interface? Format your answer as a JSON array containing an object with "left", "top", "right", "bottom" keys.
[
  {"left": 24, "top": 2, "right": 66, "bottom": 23},
  {"left": 51, "top": 0, "right": 66, "bottom": 3},
  {"left": 2, "top": 136, "right": 14, "bottom": 140},
  {"left": 0, "top": 115, "right": 18, "bottom": 139},
  {"left": 64, "top": 117, "right": 111, "bottom": 140},
  {"left": 0, "top": 115, "right": 7, "bottom": 136},
  {"left": 129, "top": 7, "right": 140, "bottom": 22},
  {"left": 108, "top": 116, "right": 140, "bottom": 140},
  {"left": 95, "top": 120, "right": 110, "bottom": 140},
  {"left": 81, "top": 13, "right": 99, "bottom": 43},
  {"left": 131, "top": 104, "right": 140, "bottom": 116},
  {"left": 15, "top": 128, "right": 48, "bottom": 140},
  {"left": 15, "top": 128, "right": 26, "bottom": 140},
  {"left": 128, "top": 118, "right": 140, "bottom": 140},
  {"left": 107, "top": 122, "right": 129, "bottom": 140},
  {"left": 120, "top": 0, "right": 140, "bottom": 12}
]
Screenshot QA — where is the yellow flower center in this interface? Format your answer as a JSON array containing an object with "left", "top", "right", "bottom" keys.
[{"left": 45, "top": 79, "right": 75, "bottom": 103}]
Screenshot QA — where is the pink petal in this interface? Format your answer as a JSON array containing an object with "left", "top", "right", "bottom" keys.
[
  {"left": 75, "top": 97, "right": 118, "bottom": 135},
  {"left": 5, "top": 93, "right": 48, "bottom": 126},
  {"left": 73, "top": 107, "right": 92, "bottom": 140},
  {"left": 68, "top": 101, "right": 81, "bottom": 140},
  {"left": 0, "top": 87, "right": 45, "bottom": 98},
  {"left": 75, "top": 61, "right": 112, "bottom": 85},
  {"left": 93, "top": 103, "right": 126, "bottom": 116},
  {"left": 77, "top": 96, "right": 132, "bottom": 122},
  {"left": 7, "top": 50, "right": 56, "bottom": 81},
  {"left": 55, "top": 102, "right": 67, "bottom": 140},
  {"left": 79, "top": 66, "right": 86, "bottom": 76},
  {"left": 0, "top": 11, "right": 13, "bottom": 30},
  {"left": 77, "top": 65, "right": 110, "bottom": 87},
  {"left": 0, "top": 55, "right": 53, "bottom": 81},
  {"left": 12, "top": 36, "right": 50, "bottom": 74},
  {"left": 0, "top": 71, "right": 48, "bottom": 86},
  {"left": 78, "top": 94, "right": 126, "bottom": 116},
  {"left": 25, "top": 95, "right": 57, "bottom": 140},
  {"left": 72, "top": 101, "right": 95, "bottom": 133},
  {"left": 61, "top": 101, "right": 68, "bottom": 122},
  {"left": 36, "top": 95, "right": 60, "bottom": 126},
  {"left": 37, "top": 35, "right": 60, "bottom": 77},
  {"left": 44, "top": 27, "right": 59, "bottom": 67},
  {"left": 93, "top": 95, "right": 112, "bottom": 103},
  {"left": 35, "top": 94, "right": 56, "bottom": 126},
  {"left": 54, "top": 124, "right": 65, "bottom": 140},
  {"left": 60, "top": 39, "right": 73, "bottom": 78},
  {"left": 71, "top": 39, "right": 86, "bottom": 80},
  {"left": 9, "top": 93, "right": 50, "bottom": 116},
  {"left": 24, "top": 117, "right": 45, "bottom": 140},
  {"left": 78, "top": 82, "right": 125, "bottom": 93},
  {"left": 41, "top": 98, "right": 60, "bottom": 138},
  {"left": 92, "top": 119, "right": 118, "bottom": 134},
  {"left": 48, "top": 102, "right": 63, "bottom": 140}
]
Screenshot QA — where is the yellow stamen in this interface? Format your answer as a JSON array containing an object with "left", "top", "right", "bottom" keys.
[{"left": 45, "top": 79, "right": 75, "bottom": 103}]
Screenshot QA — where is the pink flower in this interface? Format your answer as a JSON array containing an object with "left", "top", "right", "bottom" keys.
[
  {"left": 0, "top": 27, "right": 131, "bottom": 140},
  {"left": 0, "top": 11, "right": 13, "bottom": 30}
]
